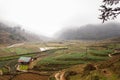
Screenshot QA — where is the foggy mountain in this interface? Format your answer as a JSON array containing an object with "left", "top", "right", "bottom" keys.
[
  {"left": 57, "top": 23, "right": 120, "bottom": 40},
  {"left": 0, "top": 22, "right": 47, "bottom": 44}
]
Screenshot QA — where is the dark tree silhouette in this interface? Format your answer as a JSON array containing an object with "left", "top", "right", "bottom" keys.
[{"left": 99, "top": 0, "right": 120, "bottom": 23}]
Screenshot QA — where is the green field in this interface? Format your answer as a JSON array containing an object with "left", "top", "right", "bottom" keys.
[
  {"left": 34, "top": 41, "right": 119, "bottom": 72},
  {"left": 0, "top": 41, "right": 119, "bottom": 80}
]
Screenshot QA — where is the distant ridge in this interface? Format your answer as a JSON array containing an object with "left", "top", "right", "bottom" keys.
[
  {"left": 57, "top": 23, "right": 120, "bottom": 40},
  {"left": 0, "top": 22, "right": 46, "bottom": 44}
]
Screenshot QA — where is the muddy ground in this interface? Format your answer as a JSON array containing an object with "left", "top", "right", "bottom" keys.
[{"left": 0, "top": 72, "right": 49, "bottom": 80}]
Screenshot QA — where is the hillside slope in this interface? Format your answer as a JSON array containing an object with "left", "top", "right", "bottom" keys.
[
  {"left": 0, "top": 22, "right": 45, "bottom": 44},
  {"left": 57, "top": 23, "right": 120, "bottom": 40},
  {"left": 49, "top": 55, "right": 120, "bottom": 80}
]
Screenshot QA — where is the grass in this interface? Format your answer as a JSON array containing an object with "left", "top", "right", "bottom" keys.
[
  {"left": 2, "top": 47, "right": 35, "bottom": 55},
  {"left": 69, "top": 74, "right": 81, "bottom": 80},
  {"left": 89, "top": 49, "right": 113, "bottom": 56},
  {"left": 37, "top": 52, "right": 86, "bottom": 65},
  {"left": 0, "top": 52, "right": 38, "bottom": 71},
  {"left": 38, "top": 51, "right": 108, "bottom": 65},
  {"left": 69, "top": 70, "right": 119, "bottom": 80},
  {"left": 0, "top": 53, "right": 36, "bottom": 61},
  {"left": 0, "top": 67, "right": 9, "bottom": 74},
  {"left": 34, "top": 41, "right": 118, "bottom": 72},
  {"left": 38, "top": 57, "right": 85, "bottom": 65},
  {"left": 0, "top": 41, "right": 120, "bottom": 79},
  {"left": 19, "top": 65, "right": 29, "bottom": 70},
  {"left": 0, "top": 53, "right": 37, "bottom": 73},
  {"left": 36, "top": 51, "right": 108, "bottom": 71},
  {"left": 0, "top": 42, "right": 41, "bottom": 57}
]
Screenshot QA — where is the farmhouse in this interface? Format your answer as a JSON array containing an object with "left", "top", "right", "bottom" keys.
[
  {"left": 18, "top": 57, "right": 32, "bottom": 64},
  {"left": 16, "top": 57, "right": 33, "bottom": 72}
]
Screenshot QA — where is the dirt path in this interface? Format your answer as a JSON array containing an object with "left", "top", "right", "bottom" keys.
[
  {"left": 55, "top": 72, "right": 61, "bottom": 80},
  {"left": 11, "top": 72, "right": 49, "bottom": 80},
  {"left": 7, "top": 43, "right": 24, "bottom": 48},
  {"left": 29, "top": 57, "right": 43, "bottom": 69},
  {"left": 28, "top": 50, "right": 56, "bottom": 69},
  {"left": 60, "top": 71, "right": 66, "bottom": 80},
  {"left": 55, "top": 71, "right": 67, "bottom": 80}
]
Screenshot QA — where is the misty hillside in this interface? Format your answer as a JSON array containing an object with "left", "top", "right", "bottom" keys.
[
  {"left": 57, "top": 23, "right": 120, "bottom": 40},
  {"left": 0, "top": 22, "right": 45, "bottom": 44}
]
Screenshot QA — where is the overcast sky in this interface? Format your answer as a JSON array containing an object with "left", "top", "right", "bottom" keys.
[{"left": 0, "top": 0, "right": 119, "bottom": 37}]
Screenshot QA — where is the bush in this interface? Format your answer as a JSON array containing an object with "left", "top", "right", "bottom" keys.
[
  {"left": 92, "top": 75, "right": 100, "bottom": 80},
  {"left": 83, "top": 64, "right": 96, "bottom": 72},
  {"left": 82, "top": 64, "right": 96, "bottom": 77}
]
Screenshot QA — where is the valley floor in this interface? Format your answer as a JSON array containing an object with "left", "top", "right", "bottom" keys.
[{"left": 0, "top": 39, "right": 120, "bottom": 80}]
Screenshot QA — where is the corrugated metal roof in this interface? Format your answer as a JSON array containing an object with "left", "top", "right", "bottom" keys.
[{"left": 18, "top": 57, "right": 32, "bottom": 63}]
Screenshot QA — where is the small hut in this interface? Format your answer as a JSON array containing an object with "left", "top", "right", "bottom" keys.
[
  {"left": 18, "top": 57, "right": 32, "bottom": 64},
  {"left": 16, "top": 57, "right": 32, "bottom": 72}
]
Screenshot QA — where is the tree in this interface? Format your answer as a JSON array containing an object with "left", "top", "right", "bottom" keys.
[{"left": 99, "top": 0, "right": 120, "bottom": 23}]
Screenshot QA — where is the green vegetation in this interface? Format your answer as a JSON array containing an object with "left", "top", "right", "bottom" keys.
[
  {"left": 3, "top": 48, "right": 33, "bottom": 54},
  {"left": 0, "top": 67, "right": 9, "bottom": 74},
  {"left": 19, "top": 65, "right": 29, "bottom": 70},
  {"left": 35, "top": 45, "right": 110, "bottom": 71},
  {"left": 1, "top": 47, "right": 39, "bottom": 55},
  {"left": 0, "top": 40, "right": 120, "bottom": 80},
  {"left": 0, "top": 42, "right": 42, "bottom": 57},
  {"left": 69, "top": 69, "right": 120, "bottom": 80},
  {"left": 0, "top": 53, "right": 36, "bottom": 61},
  {"left": 89, "top": 49, "right": 113, "bottom": 56},
  {"left": 55, "top": 52, "right": 108, "bottom": 61}
]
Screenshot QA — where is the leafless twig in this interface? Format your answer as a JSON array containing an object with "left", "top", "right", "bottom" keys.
[{"left": 99, "top": 0, "right": 120, "bottom": 23}]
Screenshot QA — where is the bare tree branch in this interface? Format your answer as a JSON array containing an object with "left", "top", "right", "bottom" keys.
[{"left": 99, "top": 0, "right": 120, "bottom": 23}]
